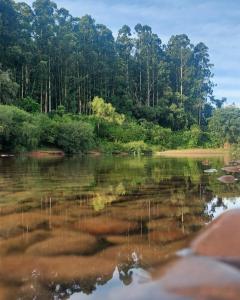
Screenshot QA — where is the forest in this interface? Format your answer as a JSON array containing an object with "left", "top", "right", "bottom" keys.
[{"left": 0, "top": 0, "right": 237, "bottom": 154}]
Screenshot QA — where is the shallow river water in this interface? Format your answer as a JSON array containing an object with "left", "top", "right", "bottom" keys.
[{"left": 0, "top": 154, "right": 240, "bottom": 299}]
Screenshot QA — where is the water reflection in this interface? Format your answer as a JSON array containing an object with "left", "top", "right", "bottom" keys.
[
  {"left": 206, "top": 196, "right": 240, "bottom": 219},
  {"left": 0, "top": 155, "right": 239, "bottom": 299}
]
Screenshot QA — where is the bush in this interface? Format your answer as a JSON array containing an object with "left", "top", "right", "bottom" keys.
[
  {"left": 34, "top": 114, "right": 58, "bottom": 146},
  {"left": 0, "top": 105, "right": 40, "bottom": 151},
  {"left": 209, "top": 107, "right": 240, "bottom": 145},
  {"left": 98, "top": 141, "right": 125, "bottom": 154},
  {"left": 142, "top": 121, "right": 172, "bottom": 149},
  {"left": 56, "top": 120, "right": 94, "bottom": 154},
  {"left": 123, "top": 141, "right": 152, "bottom": 155},
  {"left": 16, "top": 97, "right": 41, "bottom": 113}
]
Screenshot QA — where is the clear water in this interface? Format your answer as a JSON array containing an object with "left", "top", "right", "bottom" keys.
[{"left": 0, "top": 154, "right": 239, "bottom": 299}]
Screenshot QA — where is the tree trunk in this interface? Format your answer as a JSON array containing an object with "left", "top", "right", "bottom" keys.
[{"left": 48, "top": 57, "right": 51, "bottom": 112}]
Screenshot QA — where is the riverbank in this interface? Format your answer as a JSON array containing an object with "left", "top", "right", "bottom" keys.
[
  {"left": 155, "top": 148, "right": 229, "bottom": 157},
  {"left": 0, "top": 105, "right": 222, "bottom": 156}
]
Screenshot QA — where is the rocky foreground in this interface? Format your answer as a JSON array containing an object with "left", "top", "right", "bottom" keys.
[{"left": 123, "top": 209, "right": 240, "bottom": 300}]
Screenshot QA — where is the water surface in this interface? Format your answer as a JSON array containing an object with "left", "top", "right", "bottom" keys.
[{"left": 0, "top": 155, "right": 239, "bottom": 299}]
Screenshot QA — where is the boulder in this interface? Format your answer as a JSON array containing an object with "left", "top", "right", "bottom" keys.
[{"left": 191, "top": 209, "right": 240, "bottom": 261}]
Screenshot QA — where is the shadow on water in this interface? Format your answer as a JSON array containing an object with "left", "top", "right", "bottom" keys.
[{"left": 0, "top": 155, "right": 240, "bottom": 299}]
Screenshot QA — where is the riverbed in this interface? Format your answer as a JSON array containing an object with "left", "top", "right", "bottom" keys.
[{"left": 0, "top": 155, "right": 239, "bottom": 299}]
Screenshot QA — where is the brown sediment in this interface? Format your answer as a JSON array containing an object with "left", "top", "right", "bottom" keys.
[
  {"left": 0, "top": 255, "right": 116, "bottom": 284},
  {"left": 74, "top": 216, "right": 139, "bottom": 235},
  {"left": 149, "top": 230, "right": 187, "bottom": 244},
  {"left": 29, "top": 150, "right": 65, "bottom": 158},
  {"left": 0, "top": 230, "right": 51, "bottom": 255},
  {"left": 0, "top": 212, "right": 71, "bottom": 238},
  {"left": 87, "top": 150, "right": 102, "bottom": 156},
  {"left": 26, "top": 230, "right": 98, "bottom": 256}
]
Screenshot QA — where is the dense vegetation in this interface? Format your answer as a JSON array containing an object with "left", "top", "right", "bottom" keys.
[
  {"left": 0, "top": 99, "right": 235, "bottom": 154},
  {"left": 1, "top": 0, "right": 227, "bottom": 126},
  {"left": 0, "top": 0, "right": 233, "bottom": 154}
]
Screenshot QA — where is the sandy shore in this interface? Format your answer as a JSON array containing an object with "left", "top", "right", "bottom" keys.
[{"left": 155, "top": 148, "right": 229, "bottom": 158}]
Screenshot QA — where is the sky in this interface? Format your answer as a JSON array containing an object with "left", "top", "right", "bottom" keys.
[{"left": 20, "top": 0, "right": 240, "bottom": 104}]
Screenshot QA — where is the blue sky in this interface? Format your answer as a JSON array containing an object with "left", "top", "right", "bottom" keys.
[{"left": 21, "top": 0, "right": 240, "bottom": 104}]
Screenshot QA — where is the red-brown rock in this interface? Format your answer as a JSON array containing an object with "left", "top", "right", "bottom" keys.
[
  {"left": 191, "top": 209, "right": 240, "bottom": 260},
  {"left": 218, "top": 175, "right": 237, "bottom": 184},
  {"left": 113, "top": 257, "right": 240, "bottom": 300}
]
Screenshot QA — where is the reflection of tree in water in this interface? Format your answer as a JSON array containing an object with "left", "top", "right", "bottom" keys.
[
  {"left": 118, "top": 261, "right": 136, "bottom": 286},
  {"left": 210, "top": 197, "right": 227, "bottom": 214},
  {"left": 2, "top": 155, "right": 240, "bottom": 299},
  {"left": 49, "top": 274, "right": 114, "bottom": 298},
  {"left": 41, "top": 262, "right": 137, "bottom": 298}
]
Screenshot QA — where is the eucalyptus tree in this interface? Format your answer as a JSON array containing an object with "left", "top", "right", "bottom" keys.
[
  {"left": 0, "top": 0, "right": 20, "bottom": 69},
  {"left": 0, "top": 0, "right": 219, "bottom": 129},
  {"left": 116, "top": 25, "right": 134, "bottom": 99},
  {"left": 32, "top": 0, "right": 57, "bottom": 112}
]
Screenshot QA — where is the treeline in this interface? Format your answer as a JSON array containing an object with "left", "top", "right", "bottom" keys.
[
  {"left": 0, "top": 0, "right": 226, "bottom": 130},
  {"left": 0, "top": 103, "right": 212, "bottom": 154},
  {"left": 0, "top": 100, "right": 238, "bottom": 154}
]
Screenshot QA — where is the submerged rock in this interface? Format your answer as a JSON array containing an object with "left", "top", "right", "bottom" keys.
[
  {"left": 217, "top": 175, "right": 237, "bottom": 184},
  {"left": 74, "top": 216, "right": 139, "bottom": 235},
  {"left": 149, "top": 230, "right": 186, "bottom": 244},
  {"left": 0, "top": 255, "right": 116, "bottom": 285},
  {"left": 221, "top": 166, "right": 240, "bottom": 173},
  {"left": 111, "top": 256, "right": 240, "bottom": 300},
  {"left": 204, "top": 168, "right": 218, "bottom": 174},
  {"left": 0, "top": 230, "right": 51, "bottom": 255},
  {"left": 26, "top": 230, "right": 98, "bottom": 256},
  {"left": 0, "top": 213, "right": 49, "bottom": 238}
]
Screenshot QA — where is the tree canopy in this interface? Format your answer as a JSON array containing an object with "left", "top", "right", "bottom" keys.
[{"left": 0, "top": 0, "right": 224, "bottom": 130}]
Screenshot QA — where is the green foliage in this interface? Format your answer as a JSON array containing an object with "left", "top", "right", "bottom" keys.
[
  {"left": 170, "top": 126, "right": 211, "bottom": 149},
  {"left": 102, "top": 121, "right": 146, "bottom": 143},
  {"left": 123, "top": 141, "right": 152, "bottom": 155},
  {"left": 16, "top": 97, "right": 40, "bottom": 113},
  {"left": 0, "top": 105, "right": 40, "bottom": 151},
  {"left": 34, "top": 114, "right": 58, "bottom": 146},
  {"left": 0, "top": 69, "right": 19, "bottom": 104},
  {"left": 98, "top": 141, "right": 125, "bottom": 154},
  {"left": 56, "top": 120, "right": 94, "bottom": 154},
  {"left": 0, "top": 0, "right": 218, "bottom": 130},
  {"left": 0, "top": 105, "right": 94, "bottom": 153},
  {"left": 142, "top": 121, "right": 172, "bottom": 149},
  {"left": 55, "top": 105, "right": 65, "bottom": 116},
  {"left": 91, "top": 97, "right": 125, "bottom": 125},
  {"left": 209, "top": 107, "right": 240, "bottom": 145}
]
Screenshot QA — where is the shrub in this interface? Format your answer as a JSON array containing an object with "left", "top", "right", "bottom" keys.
[
  {"left": 0, "top": 105, "right": 40, "bottom": 151},
  {"left": 142, "top": 121, "right": 173, "bottom": 149},
  {"left": 16, "top": 97, "right": 41, "bottom": 113},
  {"left": 208, "top": 107, "right": 240, "bottom": 145},
  {"left": 34, "top": 114, "right": 58, "bottom": 146},
  {"left": 56, "top": 120, "right": 94, "bottom": 153},
  {"left": 123, "top": 141, "right": 152, "bottom": 155}
]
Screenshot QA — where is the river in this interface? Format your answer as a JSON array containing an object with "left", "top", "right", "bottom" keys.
[{"left": 0, "top": 155, "right": 239, "bottom": 299}]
